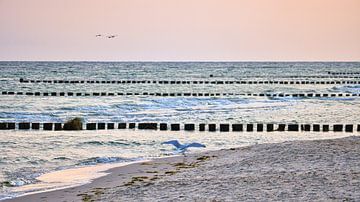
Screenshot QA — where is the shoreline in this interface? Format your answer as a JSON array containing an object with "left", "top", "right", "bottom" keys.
[
  {"left": 4, "top": 154, "right": 186, "bottom": 202},
  {"left": 1, "top": 161, "right": 147, "bottom": 201},
  {"left": 5, "top": 135, "right": 360, "bottom": 201}
]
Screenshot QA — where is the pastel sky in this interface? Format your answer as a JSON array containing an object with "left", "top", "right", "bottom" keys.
[{"left": 0, "top": 0, "right": 359, "bottom": 61}]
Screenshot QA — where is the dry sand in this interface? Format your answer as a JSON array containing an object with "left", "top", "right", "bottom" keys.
[{"left": 6, "top": 136, "right": 360, "bottom": 202}]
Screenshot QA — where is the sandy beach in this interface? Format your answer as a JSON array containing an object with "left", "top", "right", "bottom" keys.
[{"left": 5, "top": 135, "right": 360, "bottom": 202}]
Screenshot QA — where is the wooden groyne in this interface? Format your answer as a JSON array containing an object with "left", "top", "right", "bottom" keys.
[
  {"left": 19, "top": 78, "right": 360, "bottom": 85},
  {"left": 328, "top": 72, "right": 360, "bottom": 75},
  {"left": 1, "top": 91, "right": 359, "bottom": 97},
  {"left": 0, "top": 122, "right": 359, "bottom": 132}
]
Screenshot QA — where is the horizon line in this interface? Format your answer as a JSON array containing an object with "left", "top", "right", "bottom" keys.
[{"left": 1, "top": 60, "right": 360, "bottom": 63}]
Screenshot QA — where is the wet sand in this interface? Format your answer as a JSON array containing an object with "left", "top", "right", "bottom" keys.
[{"left": 6, "top": 136, "right": 360, "bottom": 202}]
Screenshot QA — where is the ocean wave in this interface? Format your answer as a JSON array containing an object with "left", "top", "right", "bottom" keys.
[
  {"left": 267, "top": 96, "right": 305, "bottom": 101},
  {"left": 80, "top": 140, "right": 140, "bottom": 147},
  {"left": 78, "top": 156, "right": 129, "bottom": 165},
  {"left": 2, "top": 170, "right": 43, "bottom": 188},
  {"left": 319, "top": 97, "right": 355, "bottom": 101},
  {"left": 8, "top": 179, "right": 28, "bottom": 187},
  {"left": 53, "top": 157, "right": 72, "bottom": 161},
  {"left": 0, "top": 180, "right": 27, "bottom": 188},
  {"left": 145, "top": 97, "right": 250, "bottom": 111},
  {"left": 0, "top": 112, "right": 61, "bottom": 123},
  {"left": 331, "top": 85, "right": 360, "bottom": 94},
  {"left": 0, "top": 141, "right": 17, "bottom": 145}
]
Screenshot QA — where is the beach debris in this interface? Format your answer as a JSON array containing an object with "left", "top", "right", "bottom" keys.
[
  {"left": 164, "top": 170, "right": 177, "bottom": 175},
  {"left": 196, "top": 156, "right": 211, "bottom": 161},
  {"left": 140, "top": 162, "right": 154, "bottom": 166},
  {"left": 173, "top": 162, "right": 198, "bottom": 169},
  {"left": 132, "top": 176, "right": 149, "bottom": 181},
  {"left": 145, "top": 170, "right": 158, "bottom": 173},
  {"left": 91, "top": 187, "right": 106, "bottom": 196},
  {"left": 0, "top": 181, "right": 13, "bottom": 187},
  {"left": 124, "top": 176, "right": 151, "bottom": 186},
  {"left": 77, "top": 193, "right": 93, "bottom": 202},
  {"left": 149, "top": 176, "right": 159, "bottom": 181},
  {"left": 63, "top": 117, "right": 83, "bottom": 130},
  {"left": 77, "top": 187, "right": 107, "bottom": 201},
  {"left": 161, "top": 140, "right": 206, "bottom": 156}
]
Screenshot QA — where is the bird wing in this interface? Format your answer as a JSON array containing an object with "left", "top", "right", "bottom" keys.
[
  {"left": 161, "top": 140, "right": 182, "bottom": 149},
  {"left": 185, "top": 142, "right": 206, "bottom": 148}
]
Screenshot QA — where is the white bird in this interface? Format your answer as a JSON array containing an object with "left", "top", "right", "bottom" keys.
[{"left": 161, "top": 140, "right": 206, "bottom": 156}]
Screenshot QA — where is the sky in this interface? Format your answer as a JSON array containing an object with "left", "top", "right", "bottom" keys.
[{"left": 0, "top": 0, "right": 359, "bottom": 61}]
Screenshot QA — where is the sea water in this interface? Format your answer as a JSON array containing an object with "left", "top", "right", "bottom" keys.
[{"left": 0, "top": 62, "right": 359, "bottom": 199}]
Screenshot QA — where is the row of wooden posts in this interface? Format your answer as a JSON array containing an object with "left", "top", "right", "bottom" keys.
[
  {"left": 1, "top": 91, "right": 360, "bottom": 97},
  {"left": 0, "top": 122, "right": 359, "bottom": 132},
  {"left": 19, "top": 78, "right": 360, "bottom": 85},
  {"left": 328, "top": 72, "right": 360, "bottom": 75}
]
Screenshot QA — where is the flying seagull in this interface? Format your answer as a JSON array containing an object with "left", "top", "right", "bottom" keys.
[
  {"left": 95, "top": 34, "right": 102, "bottom": 37},
  {"left": 107, "top": 35, "right": 117, "bottom": 39},
  {"left": 162, "top": 140, "right": 206, "bottom": 156}
]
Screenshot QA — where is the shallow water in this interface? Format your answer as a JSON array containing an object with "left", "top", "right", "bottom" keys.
[{"left": 0, "top": 61, "right": 360, "bottom": 199}]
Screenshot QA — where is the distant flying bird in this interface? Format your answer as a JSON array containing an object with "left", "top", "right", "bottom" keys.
[
  {"left": 162, "top": 140, "right": 206, "bottom": 156},
  {"left": 95, "top": 34, "right": 117, "bottom": 39},
  {"left": 107, "top": 35, "right": 117, "bottom": 39}
]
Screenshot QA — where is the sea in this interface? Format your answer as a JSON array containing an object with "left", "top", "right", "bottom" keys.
[{"left": 0, "top": 61, "right": 359, "bottom": 200}]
